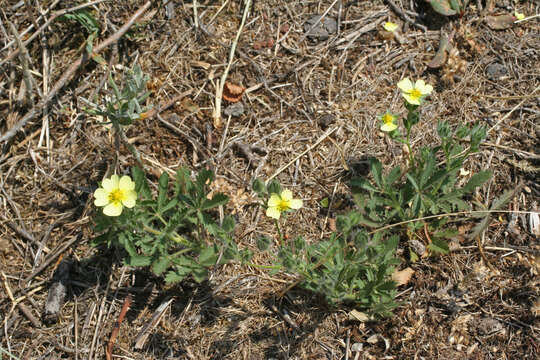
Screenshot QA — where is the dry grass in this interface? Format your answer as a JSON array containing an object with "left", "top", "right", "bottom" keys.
[{"left": 0, "top": 0, "right": 539, "bottom": 359}]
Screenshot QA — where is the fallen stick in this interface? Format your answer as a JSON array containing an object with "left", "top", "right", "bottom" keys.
[
  {"left": 106, "top": 294, "right": 132, "bottom": 360},
  {"left": 0, "top": 1, "right": 152, "bottom": 144}
]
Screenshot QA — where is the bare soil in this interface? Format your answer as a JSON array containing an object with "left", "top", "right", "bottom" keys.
[{"left": 0, "top": 0, "right": 539, "bottom": 359}]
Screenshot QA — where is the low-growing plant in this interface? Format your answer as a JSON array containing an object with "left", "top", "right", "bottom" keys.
[
  {"left": 351, "top": 78, "right": 490, "bottom": 256},
  {"left": 253, "top": 180, "right": 399, "bottom": 317},
  {"left": 81, "top": 64, "right": 151, "bottom": 126},
  {"left": 81, "top": 64, "right": 151, "bottom": 167},
  {"left": 92, "top": 167, "right": 250, "bottom": 283}
]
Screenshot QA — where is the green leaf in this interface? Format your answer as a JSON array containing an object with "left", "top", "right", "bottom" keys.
[
  {"left": 200, "top": 193, "right": 228, "bottom": 210},
  {"left": 267, "top": 180, "right": 282, "bottom": 196},
  {"left": 369, "top": 158, "right": 383, "bottom": 187},
  {"left": 320, "top": 197, "right": 329, "bottom": 208},
  {"left": 490, "top": 188, "right": 515, "bottom": 211},
  {"left": 406, "top": 173, "right": 420, "bottom": 191},
  {"left": 419, "top": 154, "right": 436, "bottom": 188},
  {"left": 350, "top": 177, "right": 379, "bottom": 193},
  {"left": 222, "top": 215, "right": 235, "bottom": 233},
  {"left": 175, "top": 167, "right": 192, "bottom": 195},
  {"left": 199, "top": 245, "right": 218, "bottom": 267},
  {"left": 132, "top": 167, "right": 151, "bottom": 200},
  {"left": 463, "top": 171, "right": 491, "bottom": 193},
  {"left": 428, "top": 238, "right": 449, "bottom": 254},
  {"left": 409, "top": 249, "right": 419, "bottom": 262},
  {"left": 152, "top": 257, "right": 170, "bottom": 275},
  {"left": 385, "top": 166, "right": 401, "bottom": 187},
  {"left": 256, "top": 236, "right": 271, "bottom": 251},
  {"left": 427, "top": 0, "right": 458, "bottom": 16},
  {"left": 191, "top": 266, "right": 208, "bottom": 283},
  {"left": 165, "top": 270, "right": 186, "bottom": 284},
  {"left": 128, "top": 254, "right": 152, "bottom": 266},
  {"left": 252, "top": 178, "right": 266, "bottom": 194},
  {"left": 161, "top": 198, "right": 179, "bottom": 213},
  {"left": 157, "top": 172, "right": 169, "bottom": 210}
]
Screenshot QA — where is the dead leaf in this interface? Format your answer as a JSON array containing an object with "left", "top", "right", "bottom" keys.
[
  {"left": 485, "top": 14, "right": 516, "bottom": 30},
  {"left": 392, "top": 267, "right": 415, "bottom": 286},
  {"left": 181, "top": 97, "right": 199, "bottom": 113},
  {"left": 348, "top": 309, "right": 370, "bottom": 322},
  {"left": 253, "top": 38, "right": 274, "bottom": 50},
  {"left": 223, "top": 82, "right": 245, "bottom": 103},
  {"left": 428, "top": 33, "right": 450, "bottom": 69}
]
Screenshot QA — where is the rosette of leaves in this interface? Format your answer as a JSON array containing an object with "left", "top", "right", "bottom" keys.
[
  {"left": 93, "top": 167, "right": 249, "bottom": 283},
  {"left": 350, "top": 121, "right": 490, "bottom": 254}
]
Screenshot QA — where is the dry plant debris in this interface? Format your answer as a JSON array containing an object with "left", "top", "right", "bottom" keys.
[{"left": 0, "top": 0, "right": 539, "bottom": 359}]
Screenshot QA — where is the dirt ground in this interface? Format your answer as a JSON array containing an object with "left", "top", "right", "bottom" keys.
[{"left": 0, "top": 0, "right": 539, "bottom": 359}]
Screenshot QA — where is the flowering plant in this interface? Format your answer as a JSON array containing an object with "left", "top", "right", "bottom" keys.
[
  {"left": 92, "top": 167, "right": 249, "bottom": 283},
  {"left": 252, "top": 179, "right": 399, "bottom": 317},
  {"left": 354, "top": 78, "right": 490, "bottom": 257}
]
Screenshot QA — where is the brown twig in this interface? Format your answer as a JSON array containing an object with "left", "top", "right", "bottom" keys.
[
  {"left": 0, "top": 1, "right": 152, "bottom": 144},
  {"left": 106, "top": 294, "right": 132, "bottom": 360}
]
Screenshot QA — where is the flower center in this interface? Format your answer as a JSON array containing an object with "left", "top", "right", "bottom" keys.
[
  {"left": 277, "top": 199, "right": 290, "bottom": 212},
  {"left": 382, "top": 114, "right": 394, "bottom": 124},
  {"left": 108, "top": 189, "right": 124, "bottom": 204},
  {"left": 410, "top": 88, "right": 422, "bottom": 100}
]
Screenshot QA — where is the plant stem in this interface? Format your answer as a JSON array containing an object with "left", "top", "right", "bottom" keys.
[
  {"left": 245, "top": 261, "right": 282, "bottom": 270},
  {"left": 275, "top": 219, "right": 283, "bottom": 245},
  {"left": 141, "top": 224, "right": 189, "bottom": 247}
]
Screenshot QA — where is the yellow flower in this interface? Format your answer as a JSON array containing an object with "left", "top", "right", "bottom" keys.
[
  {"left": 379, "top": 111, "right": 398, "bottom": 132},
  {"left": 397, "top": 78, "right": 433, "bottom": 106},
  {"left": 514, "top": 11, "right": 525, "bottom": 21},
  {"left": 383, "top": 22, "right": 399, "bottom": 32},
  {"left": 266, "top": 189, "right": 302, "bottom": 220},
  {"left": 94, "top": 175, "right": 137, "bottom": 216}
]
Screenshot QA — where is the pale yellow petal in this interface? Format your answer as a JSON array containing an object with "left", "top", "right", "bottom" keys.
[
  {"left": 103, "top": 202, "right": 123, "bottom": 216},
  {"left": 397, "top": 78, "right": 413, "bottom": 93},
  {"left": 93, "top": 188, "right": 110, "bottom": 206},
  {"left": 266, "top": 206, "right": 281, "bottom": 219},
  {"left": 381, "top": 122, "right": 398, "bottom": 132},
  {"left": 383, "top": 22, "right": 398, "bottom": 32},
  {"left": 121, "top": 190, "right": 137, "bottom": 208},
  {"left": 280, "top": 189, "right": 293, "bottom": 202},
  {"left": 102, "top": 175, "right": 119, "bottom": 192},
  {"left": 119, "top": 175, "right": 135, "bottom": 191},
  {"left": 415, "top": 80, "right": 433, "bottom": 95},
  {"left": 268, "top": 194, "right": 281, "bottom": 207},
  {"left": 403, "top": 93, "right": 420, "bottom": 106},
  {"left": 288, "top": 199, "right": 303, "bottom": 210}
]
